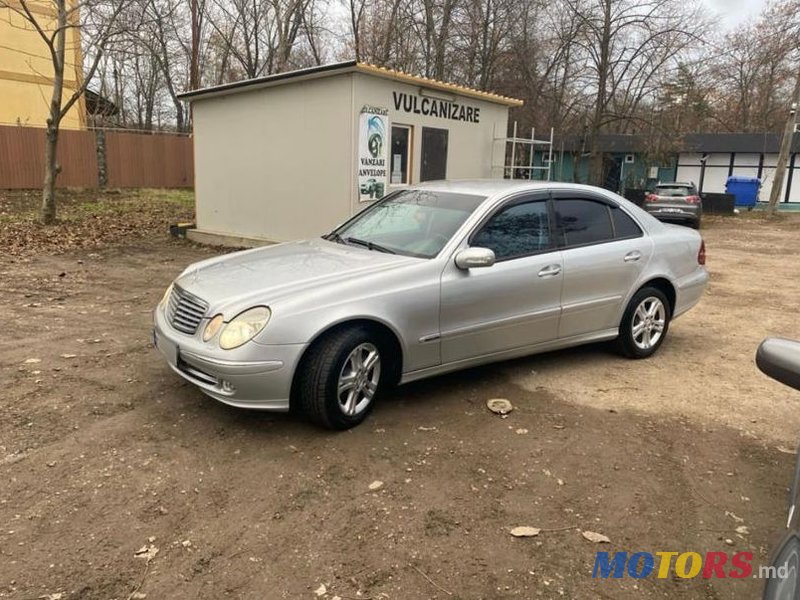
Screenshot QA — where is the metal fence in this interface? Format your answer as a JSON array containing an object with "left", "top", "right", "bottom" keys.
[{"left": 0, "top": 125, "right": 194, "bottom": 189}]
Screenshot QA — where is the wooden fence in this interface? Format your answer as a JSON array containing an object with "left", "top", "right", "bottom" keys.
[{"left": 0, "top": 125, "right": 194, "bottom": 189}]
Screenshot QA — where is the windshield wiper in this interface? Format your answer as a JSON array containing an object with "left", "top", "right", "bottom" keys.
[{"left": 342, "top": 237, "right": 397, "bottom": 254}]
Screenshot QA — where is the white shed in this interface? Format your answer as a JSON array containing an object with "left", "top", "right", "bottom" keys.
[{"left": 178, "top": 61, "right": 523, "bottom": 245}]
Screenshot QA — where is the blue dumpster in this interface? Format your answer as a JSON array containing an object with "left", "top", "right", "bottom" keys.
[{"left": 725, "top": 176, "right": 761, "bottom": 209}]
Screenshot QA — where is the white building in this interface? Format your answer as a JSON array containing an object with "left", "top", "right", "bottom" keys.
[
  {"left": 178, "top": 61, "right": 522, "bottom": 245},
  {"left": 676, "top": 133, "right": 800, "bottom": 203}
]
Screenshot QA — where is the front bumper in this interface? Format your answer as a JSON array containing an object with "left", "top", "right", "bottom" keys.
[{"left": 153, "top": 308, "right": 306, "bottom": 411}]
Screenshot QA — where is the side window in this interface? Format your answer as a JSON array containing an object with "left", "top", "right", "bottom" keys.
[
  {"left": 610, "top": 205, "right": 643, "bottom": 239},
  {"left": 472, "top": 200, "right": 550, "bottom": 260},
  {"left": 555, "top": 199, "right": 613, "bottom": 247}
]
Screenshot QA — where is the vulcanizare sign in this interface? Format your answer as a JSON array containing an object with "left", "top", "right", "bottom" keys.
[{"left": 392, "top": 91, "right": 480, "bottom": 123}]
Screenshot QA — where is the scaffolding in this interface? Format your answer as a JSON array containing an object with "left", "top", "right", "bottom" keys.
[{"left": 499, "top": 122, "right": 555, "bottom": 181}]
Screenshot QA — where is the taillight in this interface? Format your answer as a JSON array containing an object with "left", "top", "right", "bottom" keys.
[
  {"left": 686, "top": 195, "right": 701, "bottom": 204},
  {"left": 698, "top": 240, "right": 706, "bottom": 266},
  {"left": 645, "top": 194, "right": 658, "bottom": 203}
]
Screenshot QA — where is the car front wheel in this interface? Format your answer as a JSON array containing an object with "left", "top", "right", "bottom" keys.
[
  {"left": 616, "top": 287, "right": 671, "bottom": 359},
  {"left": 297, "top": 326, "right": 383, "bottom": 429}
]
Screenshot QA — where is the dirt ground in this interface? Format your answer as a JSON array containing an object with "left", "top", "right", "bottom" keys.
[{"left": 2, "top": 192, "right": 800, "bottom": 599}]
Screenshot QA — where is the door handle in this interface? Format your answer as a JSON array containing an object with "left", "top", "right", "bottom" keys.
[
  {"left": 624, "top": 251, "right": 642, "bottom": 263},
  {"left": 538, "top": 264, "right": 561, "bottom": 277}
]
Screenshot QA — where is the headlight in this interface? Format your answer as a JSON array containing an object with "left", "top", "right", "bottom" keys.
[
  {"left": 159, "top": 283, "right": 174, "bottom": 309},
  {"left": 219, "top": 307, "right": 271, "bottom": 350},
  {"left": 203, "top": 314, "right": 224, "bottom": 342}
]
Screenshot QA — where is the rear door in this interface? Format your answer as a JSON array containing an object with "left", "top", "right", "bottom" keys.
[{"left": 553, "top": 191, "right": 653, "bottom": 338}]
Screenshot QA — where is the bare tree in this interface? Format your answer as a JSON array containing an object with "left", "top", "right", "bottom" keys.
[{"left": 561, "top": 0, "right": 707, "bottom": 186}]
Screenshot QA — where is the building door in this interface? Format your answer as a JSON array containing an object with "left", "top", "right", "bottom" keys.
[{"left": 421, "top": 127, "right": 448, "bottom": 181}]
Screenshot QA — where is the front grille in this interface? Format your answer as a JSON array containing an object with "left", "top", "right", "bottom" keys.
[{"left": 167, "top": 285, "right": 208, "bottom": 334}]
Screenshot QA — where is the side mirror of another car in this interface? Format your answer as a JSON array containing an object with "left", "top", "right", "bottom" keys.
[
  {"left": 455, "top": 247, "right": 496, "bottom": 270},
  {"left": 756, "top": 338, "right": 800, "bottom": 392}
]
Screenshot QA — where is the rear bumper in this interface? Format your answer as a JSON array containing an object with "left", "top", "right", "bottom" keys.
[
  {"left": 673, "top": 268, "right": 709, "bottom": 319},
  {"left": 153, "top": 308, "right": 306, "bottom": 411},
  {"left": 644, "top": 205, "right": 701, "bottom": 223}
]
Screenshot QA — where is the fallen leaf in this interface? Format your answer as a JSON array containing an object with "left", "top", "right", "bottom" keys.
[
  {"left": 725, "top": 511, "right": 745, "bottom": 523},
  {"left": 24, "top": 358, "right": 41, "bottom": 364},
  {"left": 368, "top": 480, "right": 384, "bottom": 491},
  {"left": 510, "top": 526, "right": 541, "bottom": 538},
  {"left": 134, "top": 544, "right": 159, "bottom": 560},
  {"left": 314, "top": 583, "right": 327, "bottom": 596},
  {"left": 60, "top": 354, "right": 77, "bottom": 359},
  {"left": 735, "top": 525, "right": 750, "bottom": 535},
  {"left": 582, "top": 531, "right": 611, "bottom": 544}
]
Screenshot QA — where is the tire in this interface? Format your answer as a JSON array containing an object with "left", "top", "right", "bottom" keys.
[
  {"left": 615, "top": 287, "right": 671, "bottom": 359},
  {"left": 297, "top": 326, "right": 384, "bottom": 430}
]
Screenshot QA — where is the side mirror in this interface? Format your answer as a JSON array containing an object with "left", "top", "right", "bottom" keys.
[
  {"left": 756, "top": 338, "right": 800, "bottom": 392},
  {"left": 455, "top": 247, "right": 496, "bottom": 270}
]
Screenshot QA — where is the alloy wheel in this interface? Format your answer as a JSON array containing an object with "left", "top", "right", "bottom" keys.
[
  {"left": 337, "top": 342, "right": 381, "bottom": 416},
  {"left": 631, "top": 296, "right": 666, "bottom": 351}
]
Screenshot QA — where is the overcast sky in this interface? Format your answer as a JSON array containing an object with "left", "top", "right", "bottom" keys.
[{"left": 702, "top": 0, "right": 767, "bottom": 28}]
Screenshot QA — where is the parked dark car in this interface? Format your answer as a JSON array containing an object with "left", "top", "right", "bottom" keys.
[
  {"left": 644, "top": 182, "right": 703, "bottom": 229},
  {"left": 757, "top": 338, "right": 800, "bottom": 599}
]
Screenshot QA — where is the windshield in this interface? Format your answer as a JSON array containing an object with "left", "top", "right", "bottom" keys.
[{"left": 328, "top": 189, "right": 486, "bottom": 258}]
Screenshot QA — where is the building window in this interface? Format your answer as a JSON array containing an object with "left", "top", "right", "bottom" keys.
[{"left": 391, "top": 125, "right": 411, "bottom": 185}]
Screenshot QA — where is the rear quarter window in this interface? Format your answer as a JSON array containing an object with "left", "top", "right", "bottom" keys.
[{"left": 611, "top": 205, "right": 643, "bottom": 239}]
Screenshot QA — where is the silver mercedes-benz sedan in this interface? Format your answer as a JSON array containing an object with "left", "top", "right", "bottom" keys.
[{"left": 154, "top": 180, "right": 708, "bottom": 429}]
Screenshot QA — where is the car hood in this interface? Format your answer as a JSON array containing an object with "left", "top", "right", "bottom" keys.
[{"left": 175, "top": 238, "right": 417, "bottom": 315}]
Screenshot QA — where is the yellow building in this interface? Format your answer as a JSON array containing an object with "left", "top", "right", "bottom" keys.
[{"left": 0, "top": 0, "right": 86, "bottom": 129}]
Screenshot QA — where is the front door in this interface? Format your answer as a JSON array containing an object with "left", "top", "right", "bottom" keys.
[
  {"left": 439, "top": 194, "right": 563, "bottom": 364},
  {"left": 421, "top": 127, "right": 448, "bottom": 181}
]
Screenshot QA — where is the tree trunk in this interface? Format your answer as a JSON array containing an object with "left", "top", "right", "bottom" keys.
[
  {"left": 349, "top": 0, "right": 364, "bottom": 62},
  {"left": 42, "top": 125, "right": 60, "bottom": 224},
  {"left": 41, "top": 0, "right": 67, "bottom": 225},
  {"left": 190, "top": 0, "right": 200, "bottom": 90},
  {"left": 588, "top": 0, "right": 611, "bottom": 187}
]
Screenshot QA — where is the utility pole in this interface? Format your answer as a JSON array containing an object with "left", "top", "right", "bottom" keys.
[{"left": 767, "top": 75, "right": 800, "bottom": 215}]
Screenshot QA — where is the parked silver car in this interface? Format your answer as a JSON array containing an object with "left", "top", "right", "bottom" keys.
[{"left": 154, "top": 181, "right": 708, "bottom": 429}]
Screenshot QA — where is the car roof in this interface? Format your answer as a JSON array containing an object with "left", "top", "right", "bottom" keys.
[
  {"left": 656, "top": 182, "right": 695, "bottom": 187},
  {"left": 410, "top": 179, "right": 623, "bottom": 198}
]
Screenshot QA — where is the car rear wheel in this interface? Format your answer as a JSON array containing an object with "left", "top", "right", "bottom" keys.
[
  {"left": 616, "top": 287, "right": 671, "bottom": 359},
  {"left": 297, "top": 326, "right": 383, "bottom": 429}
]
